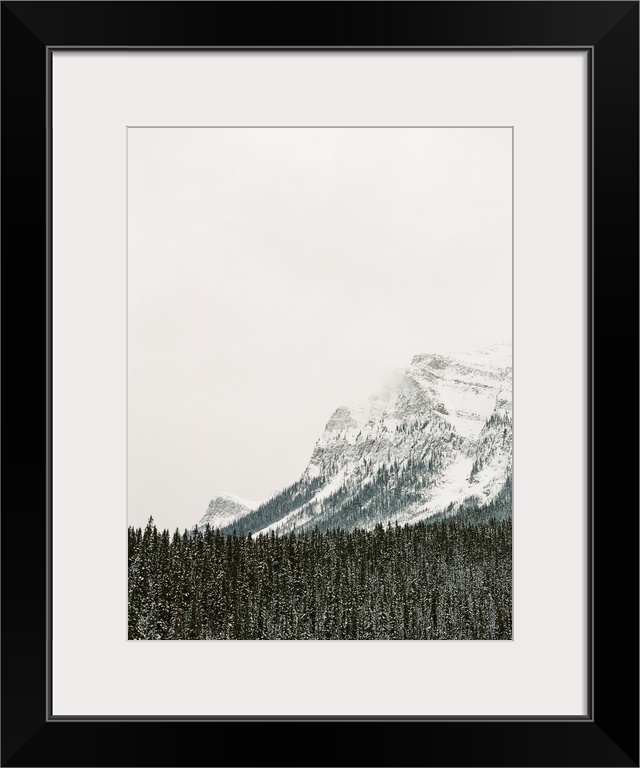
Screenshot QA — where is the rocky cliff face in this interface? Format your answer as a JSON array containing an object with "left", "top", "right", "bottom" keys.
[{"left": 198, "top": 341, "right": 512, "bottom": 536}]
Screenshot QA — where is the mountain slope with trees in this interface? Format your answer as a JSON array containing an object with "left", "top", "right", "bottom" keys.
[{"left": 196, "top": 341, "right": 512, "bottom": 536}]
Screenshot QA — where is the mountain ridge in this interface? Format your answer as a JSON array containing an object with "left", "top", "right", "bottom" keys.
[{"left": 195, "top": 341, "right": 512, "bottom": 535}]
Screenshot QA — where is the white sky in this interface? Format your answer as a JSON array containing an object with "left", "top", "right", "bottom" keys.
[{"left": 128, "top": 127, "right": 512, "bottom": 531}]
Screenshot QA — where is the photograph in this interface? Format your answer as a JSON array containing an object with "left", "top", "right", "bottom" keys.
[{"left": 127, "top": 126, "right": 513, "bottom": 641}]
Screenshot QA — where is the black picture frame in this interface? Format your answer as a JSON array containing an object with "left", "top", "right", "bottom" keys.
[{"left": 2, "top": 2, "right": 638, "bottom": 766}]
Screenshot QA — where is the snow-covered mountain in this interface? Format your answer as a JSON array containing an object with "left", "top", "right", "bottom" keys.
[
  {"left": 195, "top": 493, "right": 261, "bottom": 531},
  {"left": 198, "top": 341, "right": 512, "bottom": 536}
]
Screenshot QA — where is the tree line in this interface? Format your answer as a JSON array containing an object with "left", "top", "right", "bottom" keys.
[{"left": 128, "top": 514, "right": 512, "bottom": 641}]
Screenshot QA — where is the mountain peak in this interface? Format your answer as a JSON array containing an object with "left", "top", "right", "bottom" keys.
[
  {"left": 411, "top": 339, "right": 511, "bottom": 369},
  {"left": 410, "top": 352, "right": 449, "bottom": 368},
  {"left": 194, "top": 492, "right": 261, "bottom": 531},
  {"left": 216, "top": 492, "right": 261, "bottom": 510}
]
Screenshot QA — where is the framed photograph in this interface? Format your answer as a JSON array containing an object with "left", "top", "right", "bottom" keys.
[{"left": 2, "top": 2, "right": 637, "bottom": 766}]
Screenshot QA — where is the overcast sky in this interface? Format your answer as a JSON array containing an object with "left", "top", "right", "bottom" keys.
[{"left": 128, "top": 127, "right": 512, "bottom": 531}]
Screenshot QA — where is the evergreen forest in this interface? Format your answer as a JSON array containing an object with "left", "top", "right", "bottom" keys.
[{"left": 128, "top": 509, "right": 512, "bottom": 641}]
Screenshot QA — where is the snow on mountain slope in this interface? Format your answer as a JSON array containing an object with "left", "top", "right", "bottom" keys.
[
  {"left": 199, "top": 341, "right": 512, "bottom": 535},
  {"left": 194, "top": 492, "right": 261, "bottom": 531}
]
